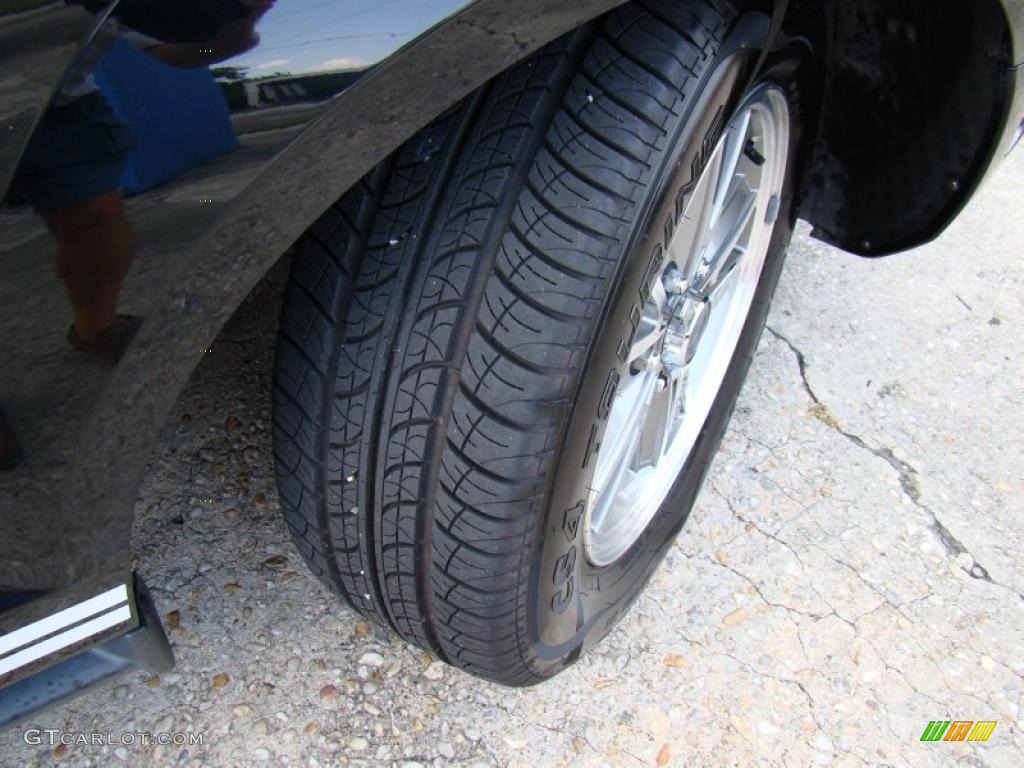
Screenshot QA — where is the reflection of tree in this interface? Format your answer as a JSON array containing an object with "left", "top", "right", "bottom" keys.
[{"left": 211, "top": 65, "right": 249, "bottom": 82}]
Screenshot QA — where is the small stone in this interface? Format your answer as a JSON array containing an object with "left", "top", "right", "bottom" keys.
[
  {"left": 438, "top": 742, "right": 455, "bottom": 759},
  {"left": 363, "top": 703, "right": 381, "bottom": 716},
  {"left": 224, "top": 582, "right": 241, "bottom": 594},
  {"left": 232, "top": 704, "right": 251, "bottom": 717},
  {"left": 165, "top": 610, "right": 181, "bottom": 629},
  {"left": 211, "top": 672, "right": 230, "bottom": 690},
  {"left": 253, "top": 747, "right": 270, "bottom": 761},
  {"left": 53, "top": 745, "right": 67, "bottom": 758},
  {"left": 502, "top": 732, "right": 526, "bottom": 748},
  {"left": 722, "top": 608, "right": 747, "bottom": 627},
  {"left": 656, "top": 743, "right": 671, "bottom": 766},
  {"left": 663, "top": 653, "right": 686, "bottom": 668},
  {"left": 349, "top": 737, "right": 369, "bottom": 751},
  {"left": 263, "top": 555, "right": 288, "bottom": 569},
  {"left": 359, "top": 652, "right": 385, "bottom": 668},
  {"left": 354, "top": 620, "right": 371, "bottom": 636},
  {"left": 114, "top": 747, "right": 128, "bottom": 761},
  {"left": 145, "top": 675, "right": 161, "bottom": 687},
  {"left": 252, "top": 493, "right": 268, "bottom": 508},
  {"left": 758, "top": 721, "right": 778, "bottom": 735},
  {"left": 423, "top": 661, "right": 445, "bottom": 680},
  {"left": 319, "top": 684, "right": 340, "bottom": 700},
  {"left": 813, "top": 732, "right": 833, "bottom": 751},
  {"left": 304, "top": 721, "right": 320, "bottom": 735},
  {"left": 647, "top": 710, "right": 669, "bottom": 740}
]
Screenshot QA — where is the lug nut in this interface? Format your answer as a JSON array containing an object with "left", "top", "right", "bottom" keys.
[{"left": 663, "top": 269, "right": 688, "bottom": 294}]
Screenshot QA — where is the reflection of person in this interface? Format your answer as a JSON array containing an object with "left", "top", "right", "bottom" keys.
[{"left": 10, "top": 0, "right": 273, "bottom": 363}]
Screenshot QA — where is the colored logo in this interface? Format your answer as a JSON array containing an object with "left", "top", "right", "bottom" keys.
[{"left": 920, "top": 721, "right": 997, "bottom": 742}]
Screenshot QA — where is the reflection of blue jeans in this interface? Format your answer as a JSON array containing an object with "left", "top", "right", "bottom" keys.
[{"left": 14, "top": 92, "right": 135, "bottom": 213}]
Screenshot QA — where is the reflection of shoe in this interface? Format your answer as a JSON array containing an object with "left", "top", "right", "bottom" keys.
[
  {"left": 67, "top": 314, "right": 142, "bottom": 364},
  {"left": 0, "top": 407, "right": 21, "bottom": 471}
]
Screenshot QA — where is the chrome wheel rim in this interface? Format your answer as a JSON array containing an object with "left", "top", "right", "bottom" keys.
[{"left": 584, "top": 87, "right": 791, "bottom": 567}]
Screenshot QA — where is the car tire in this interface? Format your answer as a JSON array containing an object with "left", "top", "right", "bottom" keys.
[{"left": 272, "top": 0, "right": 809, "bottom": 684}]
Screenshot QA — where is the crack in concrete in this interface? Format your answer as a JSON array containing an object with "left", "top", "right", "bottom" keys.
[
  {"left": 710, "top": 556, "right": 843, "bottom": 627},
  {"left": 711, "top": 485, "right": 858, "bottom": 630},
  {"left": 765, "top": 326, "right": 1023, "bottom": 602}
]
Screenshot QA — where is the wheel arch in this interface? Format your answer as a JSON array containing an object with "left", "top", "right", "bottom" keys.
[{"left": 784, "top": 0, "right": 1018, "bottom": 256}]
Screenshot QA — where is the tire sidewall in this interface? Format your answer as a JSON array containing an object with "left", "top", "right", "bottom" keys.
[{"left": 527, "top": 48, "right": 809, "bottom": 676}]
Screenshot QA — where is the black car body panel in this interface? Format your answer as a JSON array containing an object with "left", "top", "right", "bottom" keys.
[{"left": 1, "top": 0, "right": 1022, "bottom": 723}]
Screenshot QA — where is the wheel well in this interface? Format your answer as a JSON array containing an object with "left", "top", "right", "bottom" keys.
[{"left": 779, "top": 0, "right": 1014, "bottom": 255}]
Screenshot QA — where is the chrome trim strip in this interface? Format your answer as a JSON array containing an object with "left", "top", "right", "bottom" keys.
[
  {"left": 0, "top": 604, "right": 133, "bottom": 676},
  {"left": 0, "top": 584, "right": 129, "bottom": 658}
]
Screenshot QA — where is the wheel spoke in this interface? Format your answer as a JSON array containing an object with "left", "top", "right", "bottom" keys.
[
  {"left": 632, "top": 378, "right": 672, "bottom": 469},
  {"left": 670, "top": 142, "right": 724, "bottom": 279},
  {"left": 710, "top": 110, "right": 751, "bottom": 231},
  {"left": 590, "top": 372, "right": 656, "bottom": 507},
  {"left": 628, "top": 313, "right": 663, "bottom": 365},
  {"left": 667, "top": 363, "right": 688, "bottom": 419},
  {"left": 692, "top": 184, "right": 756, "bottom": 299}
]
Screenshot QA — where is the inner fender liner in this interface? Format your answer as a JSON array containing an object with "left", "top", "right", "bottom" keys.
[{"left": 795, "top": 0, "right": 1013, "bottom": 256}]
